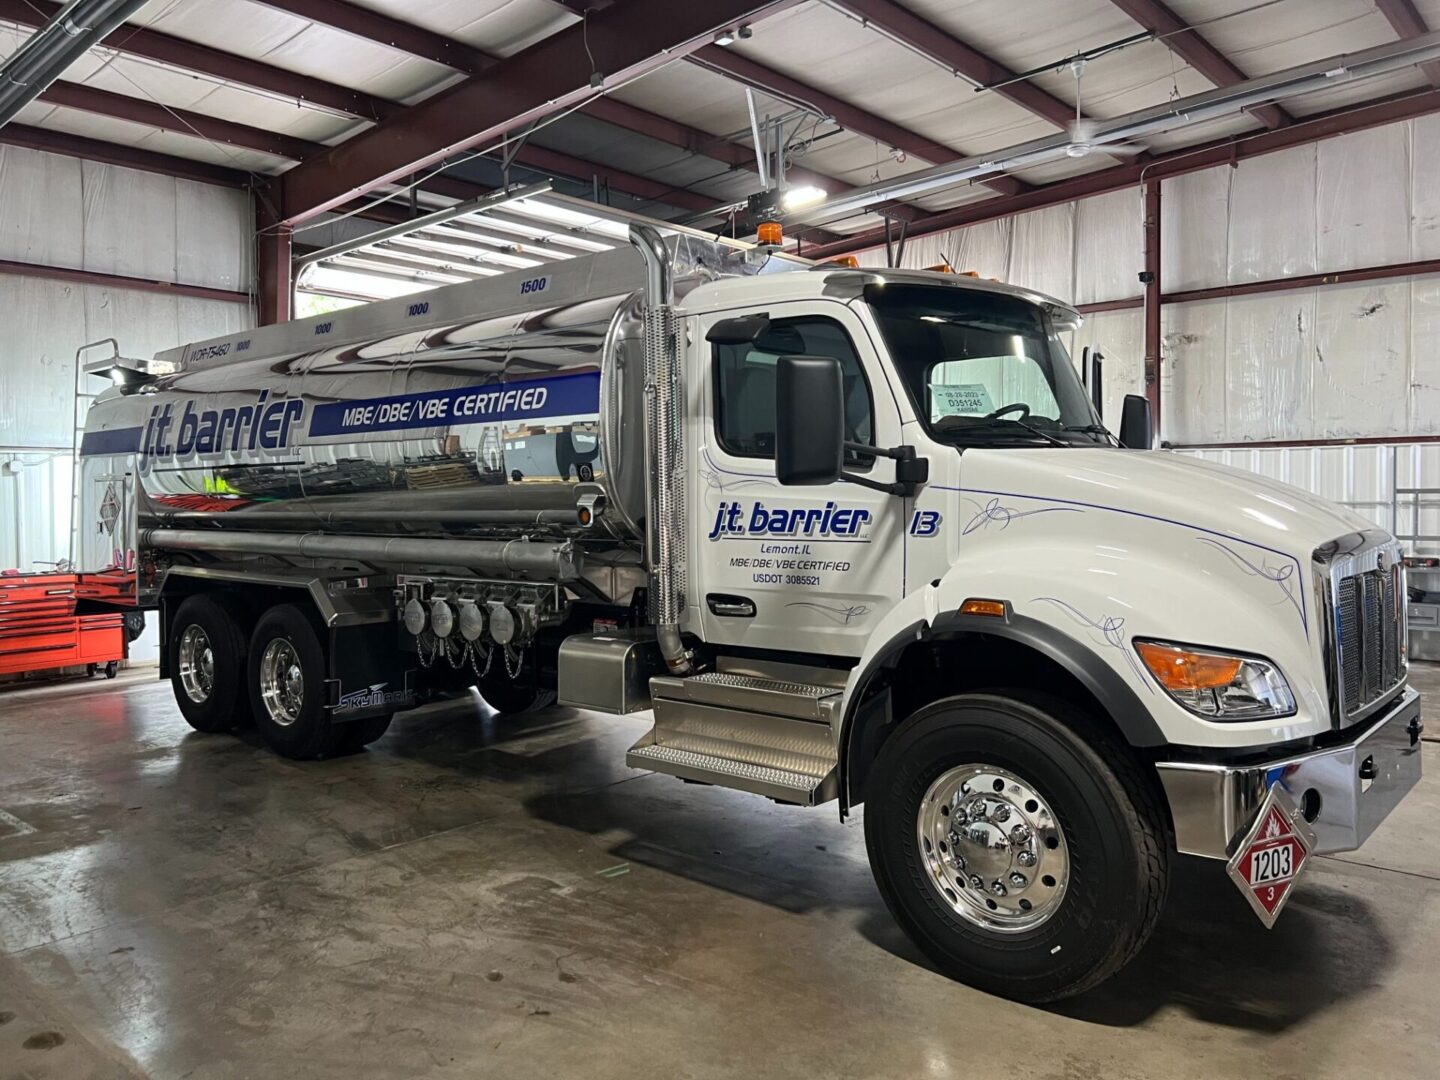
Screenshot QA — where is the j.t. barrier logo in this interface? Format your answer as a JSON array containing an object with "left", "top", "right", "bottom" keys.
[
  {"left": 708, "top": 500, "right": 872, "bottom": 542},
  {"left": 139, "top": 390, "right": 303, "bottom": 466}
]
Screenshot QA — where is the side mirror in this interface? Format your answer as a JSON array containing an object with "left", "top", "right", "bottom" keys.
[
  {"left": 775, "top": 355, "right": 844, "bottom": 486},
  {"left": 1089, "top": 349, "right": 1104, "bottom": 418},
  {"left": 1118, "top": 393, "right": 1152, "bottom": 449}
]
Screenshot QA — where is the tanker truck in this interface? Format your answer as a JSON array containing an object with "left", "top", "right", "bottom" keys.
[{"left": 76, "top": 220, "right": 1421, "bottom": 1002}]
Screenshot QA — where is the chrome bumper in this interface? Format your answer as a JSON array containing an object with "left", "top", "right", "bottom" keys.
[{"left": 1156, "top": 687, "right": 1423, "bottom": 859}]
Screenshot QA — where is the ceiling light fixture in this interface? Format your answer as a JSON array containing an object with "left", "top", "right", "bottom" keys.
[
  {"left": 781, "top": 185, "right": 828, "bottom": 210},
  {"left": 714, "top": 28, "right": 736, "bottom": 46}
]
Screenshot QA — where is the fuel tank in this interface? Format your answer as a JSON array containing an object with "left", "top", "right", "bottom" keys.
[{"left": 77, "top": 245, "right": 679, "bottom": 571}]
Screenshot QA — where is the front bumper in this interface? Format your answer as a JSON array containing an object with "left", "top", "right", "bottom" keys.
[{"left": 1156, "top": 687, "right": 1423, "bottom": 859}]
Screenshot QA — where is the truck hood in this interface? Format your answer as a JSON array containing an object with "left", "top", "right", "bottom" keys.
[{"left": 961, "top": 448, "right": 1377, "bottom": 558}]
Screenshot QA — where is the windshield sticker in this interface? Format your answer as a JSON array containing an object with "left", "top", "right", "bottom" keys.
[{"left": 932, "top": 383, "right": 994, "bottom": 417}]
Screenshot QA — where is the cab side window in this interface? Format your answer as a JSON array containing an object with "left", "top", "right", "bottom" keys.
[{"left": 713, "top": 316, "right": 874, "bottom": 466}]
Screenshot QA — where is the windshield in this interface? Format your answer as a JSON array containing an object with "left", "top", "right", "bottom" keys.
[{"left": 865, "top": 283, "right": 1107, "bottom": 447}]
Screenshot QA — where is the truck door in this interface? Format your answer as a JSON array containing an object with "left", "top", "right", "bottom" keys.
[{"left": 690, "top": 304, "right": 906, "bottom": 657}]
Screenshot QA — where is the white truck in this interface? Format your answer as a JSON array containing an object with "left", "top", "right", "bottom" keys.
[{"left": 77, "top": 220, "right": 1421, "bottom": 1002}]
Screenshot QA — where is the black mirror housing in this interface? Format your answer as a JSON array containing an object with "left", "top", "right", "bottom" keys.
[
  {"left": 706, "top": 313, "right": 771, "bottom": 345},
  {"left": 775, "top": 355, "right": 844, "bottom": 486},
  {"left": 1119, "top": 393, "right": 1152, "bottom": 449}
]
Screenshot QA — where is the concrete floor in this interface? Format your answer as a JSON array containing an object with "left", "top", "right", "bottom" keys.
[{"left": 1, "top": 666, "right": 1439, "bottom": 1080}]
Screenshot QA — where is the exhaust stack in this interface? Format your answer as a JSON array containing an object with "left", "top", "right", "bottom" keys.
[{"left": 630, "top": 223, "right": 693, "bottom": 675}]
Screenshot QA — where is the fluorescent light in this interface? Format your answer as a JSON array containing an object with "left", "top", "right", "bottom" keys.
[
  {"left": 781, "top": 185, "right": 827, "bottom": 210},
  {"left": 714, "top": 28, "right": 736, "bottom": 46}
]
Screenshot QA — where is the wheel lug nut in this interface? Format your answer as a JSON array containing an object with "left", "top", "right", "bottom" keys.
[
  {"left": 1017, "top": 850, "right": 1037, "bottom": 867},
  {"left": 1010, "top": 824, "right": 1031, "bottom": 843},
  {"left": 990, "top": 880, "right": 1008, "bottom": 897},
  {"left": 948, "top": 830, "right": 961, "bottom": 848},
  {"left": 969, "top": 875, "right": 984, "bottom": 890},
  {"left": 992, "top": 805, "right": 1010, "bottom": 823},
  {"left": 1009, "top": 872, "right": 1028, "bottom": 888}
]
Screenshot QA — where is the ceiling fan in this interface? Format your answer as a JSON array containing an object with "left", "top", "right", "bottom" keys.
[{"left": 1064, "top": 57, "right": 1148, "bottom": 159}]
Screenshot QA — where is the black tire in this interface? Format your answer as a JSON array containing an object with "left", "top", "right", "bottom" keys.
[
  {"left": 339, "top": 714, "right": 393, "bottom": 753},
  {"left": 864, "top": 692, "right": 1170, "bottom": 1003},
  {"left": 477, "top": 668, "right": 556, "bottom": 715},
  {"left": 168, "top": 595, "right": 252, "bottom": 734},
  {"left": 247, "top": 604, "right": 345, "bottom": 759}
]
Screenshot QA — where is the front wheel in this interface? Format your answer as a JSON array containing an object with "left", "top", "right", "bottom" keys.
[{"left": 864, "top": 692, "right": 1170, "bottom": 1003}]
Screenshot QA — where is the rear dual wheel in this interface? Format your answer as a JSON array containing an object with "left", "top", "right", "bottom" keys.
[
  {"left": 247, "top": 604, "right": 391, "bottom": 759},
  {"left": 169, "top": 595, "right": 253, "bottom": 733},
  {"left": 864, "top": 692, "right": 1170, "bottom": 1003}
]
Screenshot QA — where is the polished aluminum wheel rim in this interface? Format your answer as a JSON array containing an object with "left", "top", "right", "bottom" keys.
[
  {"left": 177, "top": 624, "right": 215, "bottom": 704},
  {"left": 259, "top": 639, "right": 304, "bottom": 727},
  {"left": 916, "top": 763, "right": 1069, "bottom": 933}
]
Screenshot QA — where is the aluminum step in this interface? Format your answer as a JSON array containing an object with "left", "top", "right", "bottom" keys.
[
  {"left": 649, "top": 671, "right": 842, "bottom": 723},
  {"left": 626, "top": 671, "right": 841, "bottom": 806}
]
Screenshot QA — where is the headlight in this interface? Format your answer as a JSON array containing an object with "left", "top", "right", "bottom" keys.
[{"left": 1134, "top": 640, "right": 1296, "bottom": 720}]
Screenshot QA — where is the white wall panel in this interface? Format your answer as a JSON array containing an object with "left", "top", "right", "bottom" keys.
[
  {"left": 1161, "top": 298, "right": 1227, "bottom": 445},
  {"left": 1008, "top": 203, "right": 1073, "bottom": 302},
  {"left": 81, "top": 162, "right": 179, "bottom": 281},
  {"left": 947, "top": 217, "right": 1011, "bottom": 280},
  {"left": 0, "top": 276, "right": 90, "bottom": 448},
  {"left": 1161, "top": 165, "right": 1229, "bottom": 292},
  {"left": 0, "top": 452, "right": 72, "bottom": 570},
  {"left": 1071, "top": 308, "right": 1142, "bottom": 431},
  {"left": 1227, "top": 144, "right": 1317, "bottom": 283},
  {"left": 1224, "top": 291, "right": 1315, "bottom": 442},
  {"left": 176, "top": 180, "right": 253, "bottom": 291},
  {"left": 1316, "top": 124, "right": 1411, "bottom": 271},
  {"left": 1414, "top": 113, "right": 1440, "bottom": 261},
  {"left": 1074, "top": 188, "right": 1142, "bottom": 305},
  {"left": 1412, "top": 278, "right": 1440, "bottom": 435},
  {"left": 1312, "top": 281, "right": 1410, "bottom": 438},
  {"left": 0, "top": 147, "right": 83, "bottom": 267}
]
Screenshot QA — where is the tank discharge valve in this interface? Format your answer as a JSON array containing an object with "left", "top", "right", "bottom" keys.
[
  {"left": 429, "top": 599, "right": 455, "bottom": 638},
  {"left": 487, "top": 601, "right": 517, "bottom": 646},
  {"left": 402, "top": 597, "right": 427, "bottom": 636},
  {"left": 457, "top": 599, "right": 486, "bottom": 642}
]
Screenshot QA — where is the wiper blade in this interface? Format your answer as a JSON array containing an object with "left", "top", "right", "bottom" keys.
[
  {"left": 933, "top": 415, "right": 1069, "bottom": 447},
  {"left": 1064, "top": 423, "right": 1119, "bottom": 446}
]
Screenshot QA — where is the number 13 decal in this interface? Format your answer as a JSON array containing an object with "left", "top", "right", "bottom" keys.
[{"left": 909, "top": 510, "right": 942, "bottom": 537}]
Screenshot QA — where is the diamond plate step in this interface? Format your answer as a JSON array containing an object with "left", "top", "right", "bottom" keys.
[
  {"left": 626, "top": 743, "right": 831, "bottom": 805},
  {"left": 650, "top": 671, "right": 841, "bottom": 723},
  {"left": 629, "top": 671, "right": 842, "bottom": 805}
]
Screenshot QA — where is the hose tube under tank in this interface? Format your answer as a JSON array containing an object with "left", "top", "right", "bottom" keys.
[{"left": 630, "top": 223, "right": 692, "bottom": 675}]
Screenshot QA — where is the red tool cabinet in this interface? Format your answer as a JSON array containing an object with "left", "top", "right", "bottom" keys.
[{"left": 0, "top": 572, "right": 129, "bottom": 680}]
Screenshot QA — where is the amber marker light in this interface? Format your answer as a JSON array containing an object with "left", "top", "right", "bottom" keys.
[
  {"left": 1134, "top": 641, "right": 1243, "bottom": 692},
  {"left": 959, "top": 598, "right": 1006, "bottom": 617}
]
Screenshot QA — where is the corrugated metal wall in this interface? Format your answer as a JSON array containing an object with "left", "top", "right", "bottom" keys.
[
  {"left": 0, "top": 145, "right": 254, "bottom": 573},
  {"left": 857, "top": 114, "right": 1439, "bottom": 546}
]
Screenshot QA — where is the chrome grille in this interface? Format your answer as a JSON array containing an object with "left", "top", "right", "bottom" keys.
[{"left": 1324, "top": 533, "right": 1406, "bottom": 723}]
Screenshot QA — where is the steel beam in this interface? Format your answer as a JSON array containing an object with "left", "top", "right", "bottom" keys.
[
  {"left": 826, "top": 0, "right": 1075, "bottom": 128},
  {"left": 1376, "top": 0, "right": 1440, "bottom": 86},
  {"left": 802, "top": 87, "right": 1440, "bottom": 259},
  {"left": 1142, "top": 179, "right": 1161, "bottom": 439},
  {"left": 1108, "top": 0, "right": 1290, "bottom": 128},
  {"left": 257, "top": 198, "right": 292, "bottom": 324},
  {"left": 274, "top": 0, "right": 789, "bottom": 225},
  {"left": 0, "top": 122, "right": 248, "bottom": 185},
  {"left": 38, "top": 82, "right": 321, "bottom": 161},
  {"left": 0, "top": 257, "right": 251, "bottom": 304},
  {"left": 0, "top": 0, "right": 397, "bottom": 120},
  {"left": 510, "top": 145, "right": 719, "bottom": 213}
]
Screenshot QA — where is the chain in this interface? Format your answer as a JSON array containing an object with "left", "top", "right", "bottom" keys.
[
  {"left": 415, "top": 632, "right": 438, "bottom": 669},
  {"left": 467, "top": 641, "right": 495, "bottom": 680},
  {"left": 503, "top": 644, "right": 524, "bottom": 679}
]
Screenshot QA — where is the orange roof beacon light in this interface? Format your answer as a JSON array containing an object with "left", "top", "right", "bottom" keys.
[
  {"left": 923, "top": 262, "right": 954, "bottom": 274},
  {"left": 827, "top": 254, "right": 861, "bottom": 268},
  {"left": 756, "top": 221, "right": 784, "bottom": 246}
]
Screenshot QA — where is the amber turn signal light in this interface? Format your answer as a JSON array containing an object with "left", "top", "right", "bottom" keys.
[
  {"left": 1135, "top": 641, "right": 1243, "bottom": 691},
  {"left": 959, "top": 598, "right": 1006, "bottom": 618}
]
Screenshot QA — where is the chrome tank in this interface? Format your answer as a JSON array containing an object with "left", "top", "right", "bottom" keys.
[{"left": 79, "top": 286, "right": 646, "bottom": 558}]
